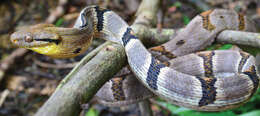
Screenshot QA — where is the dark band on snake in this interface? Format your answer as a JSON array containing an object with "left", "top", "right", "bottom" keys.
[
  {"left": 238, "top": 13, "right": 245, "bottom": 30},
  {"left": 243, "top": 66, "right": 259, "bottom": 97},
  {"left": 238, "top": 52, "right": 250, "bottom": 72},
  {"left": 94, "top": 6, "right": 110, "bottom": 32},
  {"left": 197, "top": 51, "right": 215, "bottom": 78},
  {"left": 111, "top": 77, "right": 126, "bottom": 101},
  {"left": 122, "top": 27, "right": 138, "bottom": 46},
  {"left": 196, "top": 77, "right": 217, "bottom": 107},
  {"left": 73, "top": 48, "right": 82, "bottom": 54},
  {"left": 34, "top": 38, "right": 61, "bottom": 45},
  {"left": 146, "top": 57, "right": 166, "bottom": 90}
]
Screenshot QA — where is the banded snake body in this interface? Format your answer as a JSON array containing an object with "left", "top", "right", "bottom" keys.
[{"left": 10, "top": 6, "right": 260, "bottom": 111}]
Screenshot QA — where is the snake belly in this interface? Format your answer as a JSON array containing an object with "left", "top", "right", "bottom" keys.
[{"left": 10, "top": 6, "right": 260, "bottom": 111}]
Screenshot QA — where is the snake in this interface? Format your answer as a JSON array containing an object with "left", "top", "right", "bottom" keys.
[{"left": 10, "top": 6, "right": 260, "bottom": 111}]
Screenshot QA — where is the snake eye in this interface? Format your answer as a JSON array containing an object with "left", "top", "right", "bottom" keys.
[{"left": 25, "top": 35, "right": 33, "bottom": 43}]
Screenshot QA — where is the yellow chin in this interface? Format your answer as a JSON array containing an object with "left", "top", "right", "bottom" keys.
[
  {"left": 29, "top": 44, "right": 61, "bottom": 58},
  {"left": 29, "top": 44, "right": 81, "bottom": 58}
]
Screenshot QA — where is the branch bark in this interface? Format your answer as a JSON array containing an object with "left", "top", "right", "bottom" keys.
[
  {"left": 55, "top": 41, "right": 112, "bottom": 90},
  {"left": 35, "top": 43, "right": 126, "bottom": 116},
  {"left": 135, "top": 29, "right": 260, "bottom": 49},
  {"left": 217, "top": 30, "right": 260, "bottom": 48}
]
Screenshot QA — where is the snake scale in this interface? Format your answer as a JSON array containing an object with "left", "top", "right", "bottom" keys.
[{"left": 10, "top": 6, "right": 260, "bottom": 111}]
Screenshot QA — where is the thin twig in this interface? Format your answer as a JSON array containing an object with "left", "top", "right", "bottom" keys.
[
  {"left": 149, "top": 99, "right": 174, "bottom": 114},
  {"left": 216, "top": 30, "right": 260, "bottom": 48},
  {"left": 138, "top": 100, "right": 153, "bottom": 116},
  {"left": 0, "top": 89, "right": 10, "bottom": 107},
  {"left": 185, "top": 0, "right": 211, "bottom": 11},
  {"left": 33, "top": 58, "right": 77, "bottom": 69},
  {"left": 135, "top": 28, "right": 260, "bottom": 49},
  {"left": 45, "top": 0, "right": 69, "bottom": 24},
  {"left": 0, "top": 48, "right": 28, "bottom": 81}
]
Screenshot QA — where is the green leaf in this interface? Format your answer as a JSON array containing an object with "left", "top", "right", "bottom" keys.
[
  {"left": 183, "top": 15, "right": 190, "bottom": 25},
  {"left": 179, "top": 111, "right": 236, "bottom": 116},
  {"left": 173, "top": 1, "right": 182, "bottom": 8},
  {"left": 239, "top": 110, "right": 260, "bottom": 116},
  {"left": 155, "top": 100, "right": 238, "bottom": 116},
  {"left": 154, "top": 100, "right": 194, "bottom": 115},
  {"left": 218, "top": 44, "right": 233, "bottom": 50},
  {"left": 206, "top": 44, "right": 218, "bottom": 50},
  {"left": 238, "top": 45, "right": 260, "bottom": 56},
  {"left": 85, "top": 107, "right": 98, "bottom": 116},
  {"left": 206, "top": 44, "right": 233, "bottom": 50},
  {"left": 55, "top": 18, "right": 64, "bottom": 27}
]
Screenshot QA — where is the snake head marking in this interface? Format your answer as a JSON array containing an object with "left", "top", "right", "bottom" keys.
[{"left": 10, "top": 24, "right": 61, "bottom": 48}]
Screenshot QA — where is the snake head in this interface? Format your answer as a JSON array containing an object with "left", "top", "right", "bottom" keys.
[
  {"left": 10, "top": 24, "right": 61, "bottom": 48},
  {"left": 10, "top": 23, "right": 93, "bottom": 58}
]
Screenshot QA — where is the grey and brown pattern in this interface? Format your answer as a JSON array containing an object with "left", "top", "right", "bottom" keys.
[
  {"left": 111, "top": 77, "right": 126, "bottom": 101},
  {"left": 238, "top": 13, "right": 246, "bottom": 31},
  {"left": 199, "top": 10, "right": 216, "bottom": 31},
  {"left": 96, "top": 73, "right": 154, "bottom": 106}
]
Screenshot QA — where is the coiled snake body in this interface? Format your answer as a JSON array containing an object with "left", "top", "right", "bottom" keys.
[{"left": 10, "top": 6, "right": 260, "bottom": 111}]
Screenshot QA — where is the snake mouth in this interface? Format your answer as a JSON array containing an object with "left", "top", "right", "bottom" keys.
[
  {"left": 34, "top": 38, "right": 61, "bottom": 45},
  {"left": 10, "top": 37, "right": 53, "bottom": 48}
]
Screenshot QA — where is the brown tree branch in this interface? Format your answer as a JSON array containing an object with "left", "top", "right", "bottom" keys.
[
  {"left": 135, "top": 29, "right": 260, "bottom": 49},
  {"left": 0, "top": 48, "right": 28, "bottom": 82},
  {"left": 35, "top": 43, "right": 126, "bottom": 116}
]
